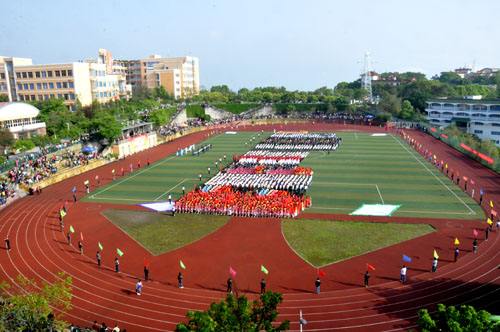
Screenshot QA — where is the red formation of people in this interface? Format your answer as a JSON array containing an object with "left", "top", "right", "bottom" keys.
[{"left": 175, "top": 185, "right": 311, "bottom": 218}]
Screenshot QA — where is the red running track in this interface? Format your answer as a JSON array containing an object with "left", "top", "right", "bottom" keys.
[{"left": 0, "top": 123, "right": 498, "bottom": 331}]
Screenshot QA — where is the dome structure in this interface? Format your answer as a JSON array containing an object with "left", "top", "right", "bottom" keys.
[{"left": 0, "top": 102, "right": 40, "bottom": 122}]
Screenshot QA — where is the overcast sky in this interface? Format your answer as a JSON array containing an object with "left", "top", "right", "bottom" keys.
[{"left": 1, "top": 0, "right": 498, "bottom": 90}]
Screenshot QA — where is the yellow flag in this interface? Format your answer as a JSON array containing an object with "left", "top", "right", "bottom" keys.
[
  {"left": 490, "top": 200, "right": 494, "bottom": 208},
  {"left": 445, "top": 163, "right": 448, "bottom": 169},
  {"left": 454, "top": 238, "right": 460, "bottom": 246},
  {"left": 487, "top": 218, "right": 493, "bottom": 225},
  {"left": 433, "top": 249, "right": 439, "bottom": 259}
]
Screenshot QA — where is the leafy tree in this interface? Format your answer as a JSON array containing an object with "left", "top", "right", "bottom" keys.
[
  {"left": 378, "top": 92, "right": 401, "bottom": 115},
  {"left": 13, "top": 139, "right": 36, "bottom": 152},
  {"left": 496, "top": 72, "right": 500, "bottom": 98},
  {"left": 176, "top": 291, "right": 289, "bottom": 332},
  {"left": 0, "top": 273, "right": 73, "bottom": 331},
  {"left": 437, "top": 71, "right": 464, "bottom": 85},
  {"left": 149, "top": 107, "right": 175, "bottom": 126},
  {"left": 417, "top": 303, "right": 499, "bottom": 332},
  {"left": 90, "top": 111, "right": 122, "bottom": 142},
  {"left": 400, "top": 100, "right": 415, "bottom": 120},
  {"left": 0, "top": 95, "right": 8, "bottom": 102},
  {"left": 0, "top": 127, "right": 14, "bottom": 151}
]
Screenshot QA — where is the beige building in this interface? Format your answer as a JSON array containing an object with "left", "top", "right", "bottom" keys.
[
  {"left": 117, "top": 55, "right": 200, "bottom": 99},
  {"left": 13, "top": 62, "right": 93, "bottom": 110},
  {"left": 0, "top": 56, "right": 34, "bottom": 102}
]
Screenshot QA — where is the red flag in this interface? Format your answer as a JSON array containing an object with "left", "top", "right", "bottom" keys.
[
  {"left": 80, "top": 232, "right": 84, "bottom": 241},
  {"left": 473, "top": 229, "right": 478, "bottom": 238},
  {"left": 366, "top": 263, "right": 376, "bottom": 271},
  {"left": 317, "top": 269, "right": 326, "bottom": 277},
  {"left": 229, "top": 266, "right": 237, "bottom": 277},
  {"left": 144, "top": 257, "right": 150, "bottom": 268},
  {"left": 470, "top": 179, "right": 475, "bottom": 185}
]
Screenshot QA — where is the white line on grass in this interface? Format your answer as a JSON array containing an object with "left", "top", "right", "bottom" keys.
[
  {"left": 390, "top": 134, "right": 476, "bottom": 215},
  {"left": 354, "top": 132, "right": 358, "bottom": 140},
  {"left": 375, "top": 184, "right": 385, "bottom": 204},
  {"left": 90, "top": 155, "right": 176, "bottom": 198},
  {"left": 153, "top": 178, "right": 188, "bottom": 201}
]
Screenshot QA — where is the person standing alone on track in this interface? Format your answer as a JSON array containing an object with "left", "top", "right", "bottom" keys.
[
  {"left": 364, "top": 271, "right": 370, "bottom": 287},
  {"left": 454, "top": 247, "right": 460, "bottom": 262},
  {"left": 96, "top": 251, "right": 101, "bottom": 268},
  {"left": 473, "top": 238, "right": 478, "bottom": 254},
  {"left": 431, "top": 257, "right": 438, "bottom": 272},
  {"left": 400, "top": 265, "right": 407, "bottom": 284},
  {"left": 315, "top": 277, "right": 321, "bottom": 294},
  {"left": 178, "top": 272, "right": 184, "bottom": 288},
  {"left": 4, "top": 238, "right": 11, "bottom": 251},
  {"left": 260, "top": 278, "right": 266, "bottom": 294},
  {"left": 227, "top": 277, "right": 233, "bottom": 294},
  {"left": 115, "top": 257, "right": 120, "bottom": 273}
]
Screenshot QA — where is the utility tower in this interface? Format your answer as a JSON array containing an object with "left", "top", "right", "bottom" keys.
[{"left": 362, "top": 52, "right": 373, "bottom": 103}]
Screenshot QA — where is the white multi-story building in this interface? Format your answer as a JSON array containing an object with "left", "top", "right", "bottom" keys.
[{"left": 425, "top": 98, "right": 500, "bottom": 145}]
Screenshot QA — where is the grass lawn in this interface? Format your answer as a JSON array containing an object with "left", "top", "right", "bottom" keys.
[
  {"left": 101, "top": 209, "right": 229, "bottom": 255},
  {"left": 282, "top": 219, "right": 435, "bottom": 267},
  {"left": 213, "top": 103, "right": 261, "bottom": 114}
]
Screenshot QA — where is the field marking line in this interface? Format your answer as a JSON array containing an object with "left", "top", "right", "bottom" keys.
[
  {"left": 390, "top": 134, "right": 476, "bottom": 215},
  {"left": 354, "top": 132, "right": 358, "bottom": 140},
  {"left": 312, "top": 182, "right": 378, "bottom": 187},
  {"left": 375, "top": 184, "right": 385, "bottom": 204},
  {"left": 154, "top": 178, "right": 188, "bottom": 201},
  {"left": 90, "top": 155, "right": 177, "bottom": 199},
  {"left": 87, "top": 196, "right": 148, "bottom": 202},
  {"left": 312, "top": 206, "right": 473, "bottom": 215}
]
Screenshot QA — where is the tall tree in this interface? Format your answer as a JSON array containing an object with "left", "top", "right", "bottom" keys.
[
  {"left": 0, "top": 273, "right": 73, "bottom": 331},
  {"left": 0, "top": 94, "right": 8, "bottom": 102},
  {"left": 0, "top": 127, "right": 14, "bottom": 151},
  {"left": 176, "top": 292, "right": 289, "bottom": 332}
]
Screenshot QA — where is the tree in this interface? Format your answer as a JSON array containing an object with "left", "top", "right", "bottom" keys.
[
  {"left": 0, "top": 273, "right": 73, "bottom": 331},
  {"left": 90, "top": 111, "right": 122, "bottom": 142},
  {"left": 176, "top": 291, "right": 289, "bottom": 332},
  {"left": 400, "top": 100, "right": 416, "bottom": 120},
  {"left": 378, "top": 92, "right": 401, "bottom": 115},
  {"left": 417, "top": 303, "right": 499, "bottom": 332},
  {"left": 496, "top": 72, "right": 500, "bottom": 98},
  {"left": 437, "top": 71, "right": 464, "bottom": 85},
  {"left": 0, "top": 127, "right": 14, "bottom": 151},
  {"left": 0, "top": 95, "right": 8, "bottom": 102}
]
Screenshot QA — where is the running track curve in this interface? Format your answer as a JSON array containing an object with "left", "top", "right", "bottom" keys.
[{"left": 0, "top": 123, "right": 498, "bottom": 331}]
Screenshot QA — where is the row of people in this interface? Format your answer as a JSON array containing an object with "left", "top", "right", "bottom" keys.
[{"left": 205, "top": 173, "right": 312, "bottom": 192}]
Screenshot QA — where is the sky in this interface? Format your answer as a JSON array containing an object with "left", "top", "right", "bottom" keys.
[{"left": 0, "top": 0, "right": 499, "bottom": 91}]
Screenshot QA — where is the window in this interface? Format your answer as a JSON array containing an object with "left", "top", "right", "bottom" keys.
[
  {"left": 68, "top": 81, "right": 74, "bottom": 88},
  {"left": 41, "top": 71, "right": 47, "bottom": 78},
  {"left": 490, "top": 105, "right": 500, "bottom": 111},
  {"left": 37, "top": 95, "right": 43, "bottom": 101},
  {"left": 22, "top": 72, "right": 27, "bottom": 78},
  {"left": 29, "top": 83, "right": 34, "bottom": 90},
  {"left": 68, "top": 69, "right": 73, "bottom": 76},
  {"left": 474, "top": 130, "right": 483, "bottom": 134},
  {"left": 27, "top": 72, "right": 33, "bottom": 78},
  {"left": 57, "top": 93, "right": 62, "bottom": 99},
  {"left": 491, "top": 131, "right": 500, "bottom": 136},
  {"left": 61, "top": 70, "right": 67, "bottom": 77},
  {"left": 35, "top": 71, "right": 40, "bottom": 78},
  {"left": 49, "top": 83, "right": 54, "bottom": 89},
  {"left": 44, "top": 95, "right": 49, "bottom": 100},
  {"left": 47, "top": 71, "right": 53, "bottom": 77},
  {"left": 1, "top": 73, "right": 5, "bottom": 79},
  {"left": 43, "top": 83, "right": 48, "bottom": 89},
  {"left": 17, "top": 84, "right": 22, "bottom": 90},
  {"left": 55, "top": 70, "right": 61, "bottom": 77},
  {"left": 23, "top": 83, "right": 28, "bottom": 90},
  {"left": 56, "top": 82, "right": 62, "bottom": 89},
  {"left": 30, "top": 95, "right": 35, "bottom": 100},
  {"left": 37, "top": 83, "right": 42, "bottom": 89},
  {"left": 64, "top": 94, "right": 69, "bottom": 100},
  {"left": 62, "top": 82, "right": 68, "bottom": 88},
  {"left": 50, "top": 94, "right": 55, "bottom": 98},
  {"left": 69, "top": 93, "right": 75, "bottom": 100},
  {"left": 16, "top": 72, "right": 21, "bottom": 79}
]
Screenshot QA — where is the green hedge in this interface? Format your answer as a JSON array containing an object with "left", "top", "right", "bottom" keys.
[
  {"left": 186, "top": 105, "right": 205, "bottom": 118},
  {"left": 213, "top": 103, "right": 261, "bottom": 114},
  {"left": 272, "top": 103, "right": 330, "bottom": 113}
]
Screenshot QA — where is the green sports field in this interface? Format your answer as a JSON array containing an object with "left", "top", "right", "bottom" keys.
[{"left": 83, "top": 131, "right": 483, "bottom": 220}]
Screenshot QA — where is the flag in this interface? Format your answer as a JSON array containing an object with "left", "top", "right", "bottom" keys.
[
  {"left": 487, "top": 218, "right": 493, "bottom": 225},
  {"left": 402, "top": 255, "right": 412, "bottom": 263},
  {"left": 317, "top": 269, "right": 326, "bottom": 277},
  {"left": 480, "top": 188, "right": 484, "bottom": 195},
  {"left": 179, "top": 260, "right": 186, "bottom": 269},
  {"left": 71, "top": 186, "right": 77, "bottom": 193},
  {"left": 69, "top": 225, "right": 75, "bottom": 233},
  {"left": 473, "top": 229, "right": 479, "bottom": 237},
  {"left": 490, "top": 201, "right": 494, "bottom": 208},
  {"left": 470, "top": 179, "right": 475, "bottom": 185},
  {"left": 366, "top": 263, "right": 376, "bottom": 271},
  {"left": 98, "top": 242, "right": 103, "bottom": 250},
  {"left": 116, "top": 248, "right": 124, "bottom": 257},
  {"left": 454, "top": 238, "right": 460, "bottom": 246},
  {"left": 433, "top": 250, "right": 439, "bottom": 259},
  {"left": 229, "top": 266, "right": 237, "bottom": 277},
  {"left": 260, "top": 265, "right": 269, "bottom": 275},
  {"left": 80, "top": 232, "right": 84, "bottom": 241},
  {"left": 60, "top": 209, "right": 66, "bottom": 218},
  {"left": 84, "top": 180, "right": 89, "bottom": 185}
]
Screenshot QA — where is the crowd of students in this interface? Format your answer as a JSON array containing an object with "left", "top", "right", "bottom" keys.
[{"left": 255, "top": 132, "right": 341, "bottom": 151}]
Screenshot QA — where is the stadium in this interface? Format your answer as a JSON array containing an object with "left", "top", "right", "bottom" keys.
[{"left": 0, "top": 118, "right": 498, "bottom": 331}]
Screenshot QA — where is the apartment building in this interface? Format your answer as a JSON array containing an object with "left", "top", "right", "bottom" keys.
[
  {"left": 116, "top": 55, "right": 200, "bottom": 99},
  {"left": 426, "top": 98, "right": 500, "bottom": 146},
  {"left": 13, "top": 62, "right": 93, "bottom": 110},
  {"left": 0, "top": 56, "right": 34, "bottom": 102}
]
